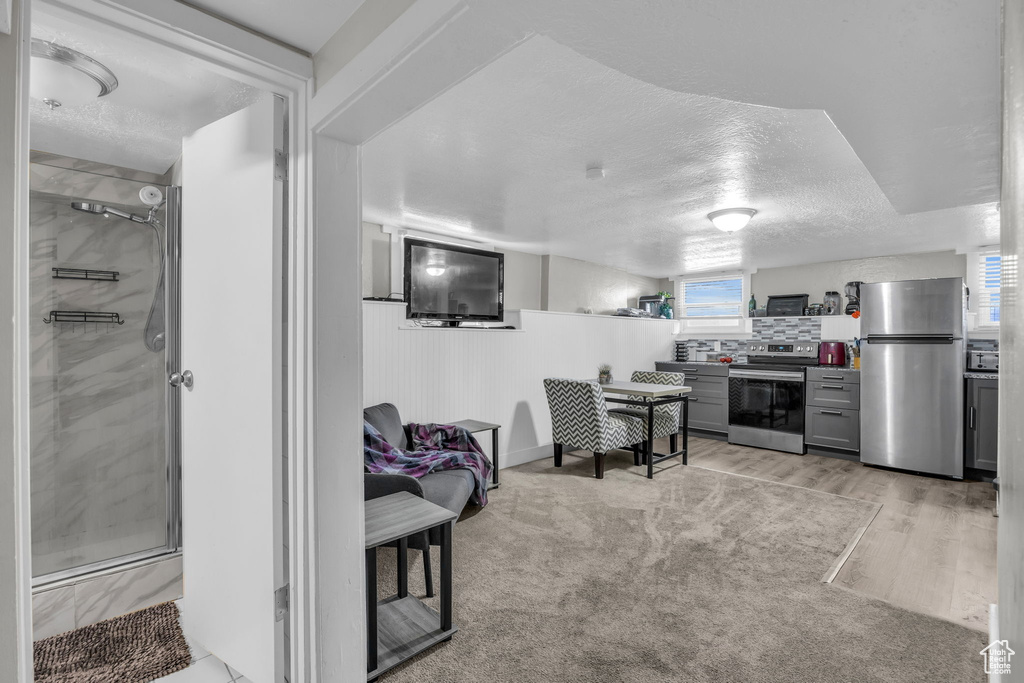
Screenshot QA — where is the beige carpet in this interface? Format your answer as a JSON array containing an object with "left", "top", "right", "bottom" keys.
[
  {"left": 376, "top": 452, "right": 987, "bottom": 682},
  {"left": 33, "top": 601, "right": 190, "bottom": 683}
]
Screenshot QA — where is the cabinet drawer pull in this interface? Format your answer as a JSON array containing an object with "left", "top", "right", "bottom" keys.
[
  {"left": 684, "top": 375, "right": 699, "bottom": 380},
  {"left": 820, "top": 384, "right": 846, "bottom": 390},
  {"left": 820, "top": 409, "right": 844, "bottom": 415},
  {"left": 821, "top": 375, "right": 844, "bottom": 380},
  {"left": 680, "top": 367, "right": 697, "bottom": 372},
  {"left": 969, "top": 406, "right": 976, "bottom": 430},
  {"left": 689, "top": 397, "right": 699, "bottom": 402}
]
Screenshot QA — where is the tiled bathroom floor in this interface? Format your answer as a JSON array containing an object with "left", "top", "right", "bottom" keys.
[{"left": 159, "top": 603, "right": 252, "bottom": 683}]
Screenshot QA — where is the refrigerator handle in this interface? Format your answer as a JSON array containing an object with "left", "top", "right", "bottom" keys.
[{"left": 866, "top": 336, "right": 956, "bottom": 344}]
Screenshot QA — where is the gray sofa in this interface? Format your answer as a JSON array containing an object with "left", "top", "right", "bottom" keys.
[{"left": 363, "top": 402, "right": 476, "bottom": 596}]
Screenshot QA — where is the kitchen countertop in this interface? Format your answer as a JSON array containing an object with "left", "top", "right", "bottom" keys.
[
  {"left": 964, "top": 371, "right": 999, "bottom": 380},
  {"left": 663, "top": 360, "right": 861, "bottom": 372}
]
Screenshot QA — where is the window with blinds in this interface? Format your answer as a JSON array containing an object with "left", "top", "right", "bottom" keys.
[
  {"left": 680, "top": 275, "right": 744, "bottom": 317},
  {"left": 976, "top": 251, "right": 1002, "bottom": 326}
]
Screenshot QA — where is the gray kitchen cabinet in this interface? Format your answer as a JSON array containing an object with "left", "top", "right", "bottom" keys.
[
  {"left": 806, "top": 367, "right": 860, "bottom": 384},
  {"left": 656, "top": 362, "right": 729, "bottom": 435},
  {"left": 807, "top": 382, "right": 861, "bottom": 409},
  {"left": 965, "top": 377, "right": 998, "bottom": 473},
  {"left": 804, "top": 370, "right": 860, "bottom": 455},
  {"left": 804, "top": 406, "right": 860, "bottom": 451}
]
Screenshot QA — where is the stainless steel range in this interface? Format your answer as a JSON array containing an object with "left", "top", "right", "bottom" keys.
[{"left": 728, "top": 341, "right": 819, "bottom": 454}]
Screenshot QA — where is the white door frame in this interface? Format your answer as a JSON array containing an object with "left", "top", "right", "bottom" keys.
[
  {"left": 12, "top": 0, "right": 526, "bottom": 680},
  {"left": 10, "top": 2, "right": 314, "bottom": 681}
]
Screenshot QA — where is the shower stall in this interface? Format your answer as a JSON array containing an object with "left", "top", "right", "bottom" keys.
[{"left": 29, "top": 155, "right": 182, "bottom": 598}]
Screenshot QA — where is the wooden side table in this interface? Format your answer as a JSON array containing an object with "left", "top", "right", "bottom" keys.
[
  {"left": 451, "top": 419, "right": 501, "bottom": 489},
  {"left": 365, "top": 492, "right": 459, "bottom": 681}
]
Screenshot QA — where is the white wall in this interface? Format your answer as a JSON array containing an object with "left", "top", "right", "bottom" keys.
[
  {"left": 361, "top": 222, "right": 391, "bottom": 298},
  {"left": 750, "top": 250, "right": 967, "bottom": 304},
  {"left": 1000, "top": 0, "right": 1024, "bottom": 662},
  {"left": 0, "top": 0, "right": 30, "bottom": 679},
  {"left": 363, "top": 303, "right": 678, "bottom": 465},
  {"left": 541, "top": 254, "right": 669, "bottom": 315},
  {"left": 314, "top": 137, "right": 366, "bottom": 679},
  {"left": 502, "top": 249, "right": 542, "bottom": 311},
  {"left": 313, "top": 0, "right": 416, "bottom": 90}
]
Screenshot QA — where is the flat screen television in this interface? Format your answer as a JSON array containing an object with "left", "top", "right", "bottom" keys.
[{"left": 404, "top": 238, "right": 504, "bottom": 324}]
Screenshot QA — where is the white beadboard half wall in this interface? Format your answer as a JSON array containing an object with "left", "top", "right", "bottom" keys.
[{"left": 362, "top": 302, "right": 679, "bottom": 467}]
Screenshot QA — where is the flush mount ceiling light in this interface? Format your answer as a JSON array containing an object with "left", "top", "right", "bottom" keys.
[
  {"left": 586, "top": 165, "right": 605, "bottom": 180},
  {"left": 30, "top": 39, "right": 118, "bottom": 110},
  {"left": 707, "top": 208, "right": 757, "bottom": 232}
]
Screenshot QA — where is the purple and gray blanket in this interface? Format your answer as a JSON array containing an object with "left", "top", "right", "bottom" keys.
[{"left": 363, "top": 421, "right": 492, "bottom": 506}]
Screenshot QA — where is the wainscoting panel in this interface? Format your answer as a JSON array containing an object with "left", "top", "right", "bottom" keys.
[{"left": 363, "top": 303, "right": 679, "bottom": 466}]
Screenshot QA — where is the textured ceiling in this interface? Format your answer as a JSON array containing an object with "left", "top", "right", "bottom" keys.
[
  {"left": 30, "top": 8, "right": 263, "bottom": 175},
  {"left": 180, "top": 0, "right": 365, "bottom": 54},
  {"left": 470, "top": 0, "right": 1002, "bottom": 216},
  {"left": 362, "top": 36, "right": 1000, "bottom": 277}
]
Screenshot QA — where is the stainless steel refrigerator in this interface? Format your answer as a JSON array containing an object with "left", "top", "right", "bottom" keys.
[{"left": 860, "top": 277, "right": 966, "bottom": 478}]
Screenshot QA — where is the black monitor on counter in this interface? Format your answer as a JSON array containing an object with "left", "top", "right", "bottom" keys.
[{"left": 403, "top": 238, "right": 504, "bottom": 324}]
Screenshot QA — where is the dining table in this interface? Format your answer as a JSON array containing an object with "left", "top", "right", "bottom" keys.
[{"left": 598, "top": 380, "right": 692, "bottom": 479}]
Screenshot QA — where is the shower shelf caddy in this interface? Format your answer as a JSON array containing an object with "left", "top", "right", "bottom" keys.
[
  {"left": 51, "top": 267, "right": 119, "bottom": 281},
  {"left": 43, "top": 311, "right": 125, "bottom": 325}
]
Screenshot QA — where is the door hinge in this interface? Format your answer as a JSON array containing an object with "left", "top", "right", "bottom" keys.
[
  {"left": 274, "top": 149, "right": 288, "bottom": 182},
  {"left": 275, "top": 584, "right": 289, "bottom": 622}
]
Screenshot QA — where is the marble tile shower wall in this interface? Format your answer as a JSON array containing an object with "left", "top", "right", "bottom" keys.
[
  {"left": 684, "top": 318, "right": 824, "bottom": 361},
  {"left": 30, "top": 161, "right": 170, "bottom": 578}
]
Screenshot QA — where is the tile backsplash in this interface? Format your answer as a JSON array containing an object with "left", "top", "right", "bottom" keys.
[
  {"left": 679, "top": 317, "right": 998, "bottom": 362},
  {"left": 682, "top": 317, "right": 824, "bottom": 362}
]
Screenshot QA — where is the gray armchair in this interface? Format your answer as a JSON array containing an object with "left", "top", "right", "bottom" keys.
[{"left": 363, "top": 402, "right": 477, "bottom": 596}]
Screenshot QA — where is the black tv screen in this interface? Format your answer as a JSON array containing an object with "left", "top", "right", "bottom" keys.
[{"left": 404, "top": 238, "right": 504, "bottom": 322}]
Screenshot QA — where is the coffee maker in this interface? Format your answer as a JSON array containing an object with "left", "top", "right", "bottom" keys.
[{"left": 844, "top": 281, "right": 863, "bottom": 314}]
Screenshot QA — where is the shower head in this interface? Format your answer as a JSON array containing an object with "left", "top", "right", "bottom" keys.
[
  {"left": 70, "top": 201, "right": 105, "bottom": 214},
  {"left": 70, "top": 201, "right": 150, "bottom": 224}
]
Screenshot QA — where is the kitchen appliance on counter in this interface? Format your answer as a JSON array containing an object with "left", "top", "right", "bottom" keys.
[
  {"left": 638, "top": 295, "right": 666, "bottom": 317},
  {"left": 766, "top": 294, "right": 809, "bottom": 317},
  {"left": 728, "top": 341, "right": 819, "bottom": 454},
  {"left": 860, "top": 277, "right": 966, "bottom": 478},
  {"left": 844, "top": 281, "right": 863, "bottom": 314},
  {"left": 968, "top": 350, "right": 999, "bottom": 371},
  {"left": 818, "top": 341, "right": 846, "bottom": 366},
  {"left": 823, "top": 291, "right": 842, "bottom": 315}
]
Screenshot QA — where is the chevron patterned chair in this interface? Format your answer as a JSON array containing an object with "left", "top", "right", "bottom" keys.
[
  {"left": 543, "top": 378, "right": 645, "bottom": 479},
  {"left": 608, "top": 371, "right": 685, "bottom": 461}
]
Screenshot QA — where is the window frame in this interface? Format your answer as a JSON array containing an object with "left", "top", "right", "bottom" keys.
[
  {"left": 967, "top": 246, "right": 1001, "bottom": 332},
  {"left": 675, "top": 270, "right": 749, "bottom": 319}
]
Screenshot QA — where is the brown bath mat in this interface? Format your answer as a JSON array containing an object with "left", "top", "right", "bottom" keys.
[{"left": 34, "top": 601, "right": 191, "bottom": 683}]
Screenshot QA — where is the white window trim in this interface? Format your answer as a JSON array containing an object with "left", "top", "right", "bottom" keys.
[
  {"left": 672, "top": 270, "right": 754, "bottom": 336},
  {"left": 966, "top": 246, "right": 1001, "bottom": 333}
]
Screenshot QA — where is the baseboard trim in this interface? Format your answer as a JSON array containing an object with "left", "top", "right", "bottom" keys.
[{"left": 502, "top": 443, "right": 555, "bottom": 469}]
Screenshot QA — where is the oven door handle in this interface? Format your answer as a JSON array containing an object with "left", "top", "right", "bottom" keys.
[{"left": 729, "top": 369, "right": 805, "bottom": 381}]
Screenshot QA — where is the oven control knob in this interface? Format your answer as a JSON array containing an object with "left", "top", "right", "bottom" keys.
[{"left": 759, "top": 345, "right": 766, "bottom": 351}]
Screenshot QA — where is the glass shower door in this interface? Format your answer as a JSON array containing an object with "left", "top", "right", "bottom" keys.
[{"left": 29, "top": 162, "right": 180, "bottom": 583}]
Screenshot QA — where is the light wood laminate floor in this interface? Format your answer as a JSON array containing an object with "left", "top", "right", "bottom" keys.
[{"left": 673, "top": 436, "right": 997, "bottom": 632}]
